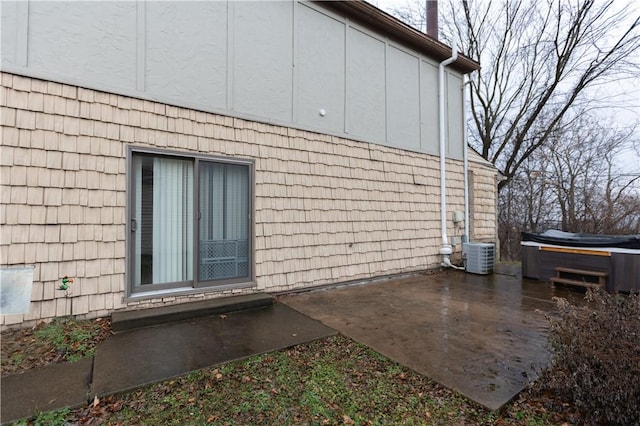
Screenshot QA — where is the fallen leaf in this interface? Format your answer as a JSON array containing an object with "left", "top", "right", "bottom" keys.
[
  {"left": 93, "top": 395, "right": 100, "bottom": 407},
  {"left": 219, "top": 315, "right": 227, "bottom": 319},
  {"left": 343, "top": 415, "right": 355, "bottom": 425}
]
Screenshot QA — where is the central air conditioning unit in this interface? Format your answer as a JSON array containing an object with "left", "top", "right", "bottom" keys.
[{"left": 463, "top": 242, "right": 495, "bottom": 274}]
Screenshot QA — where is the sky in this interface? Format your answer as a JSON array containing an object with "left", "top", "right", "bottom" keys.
[{"left": 365, "top": 0, "right": 640, "bottom": 177}]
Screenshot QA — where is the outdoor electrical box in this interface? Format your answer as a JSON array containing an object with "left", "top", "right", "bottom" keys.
[
  {"left": 453, "top": 211, "right": 464, "bottom": 224},
  {"left": 463, "top": 242, "right": 495, "bottom": 275}
]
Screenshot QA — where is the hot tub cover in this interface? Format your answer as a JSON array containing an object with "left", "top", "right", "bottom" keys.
[{"left": 522, "top": 230, "right": 640, "bottom": 249}]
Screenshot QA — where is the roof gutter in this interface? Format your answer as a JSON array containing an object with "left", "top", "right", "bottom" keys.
[{"left": 314, "top": 0, "right": 480, "bottom": 74}]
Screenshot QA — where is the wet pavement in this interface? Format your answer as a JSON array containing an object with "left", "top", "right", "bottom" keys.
[
  {"left": 281, "top": 265, "right": 580, "bottom": 411},
  {"left": 93, "top": 303, "right": 335, "bottom": 396},
  {"left": 1, "top": 358, "right": 93, "bottom": 423},
  {"left": 2, "top": 266, "right": 583, "bottom": 423},
  {"left": 1, "top": 303, "right": 335, "bottom": 424}
]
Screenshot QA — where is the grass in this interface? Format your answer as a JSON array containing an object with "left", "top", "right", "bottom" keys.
[
  {"left": 1, "top": 316, "right": 112, "bottom": 375},
  {"left": 34, "top": 318, "right": 96, "bottom": 362},
  {"left": 11, "top": 335, "right": 560, "bottom": 425},
  {"left": 15, "top": 409, "right": 70, "bottom": 426}
]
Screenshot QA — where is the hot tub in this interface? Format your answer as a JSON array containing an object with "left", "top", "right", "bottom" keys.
[{"left": 521, "top": 230, "right": 640, "bottom": 292}]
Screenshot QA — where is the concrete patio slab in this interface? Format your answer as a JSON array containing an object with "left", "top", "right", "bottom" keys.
[
  {"left": 280, "top": 268, "right": 579, "bottom": 411},
  {"left": 92, "top": 303, "right": 335, "bottom": 397}
]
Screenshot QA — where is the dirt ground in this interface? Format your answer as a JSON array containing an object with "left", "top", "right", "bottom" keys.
[{"left": 1, "top": 317, "right": 113, "bottom": 375}]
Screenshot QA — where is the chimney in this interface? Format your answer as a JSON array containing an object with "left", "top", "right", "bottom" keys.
[{"left": 426, "top": 1, "right": 438, "bottom": 39}]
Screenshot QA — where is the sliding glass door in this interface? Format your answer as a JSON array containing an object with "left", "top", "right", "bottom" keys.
[
  {"left": 198, "top": 163, "right": 249, "bottom": 282},
  {"left": 129, "top": 150, "right": 252, "bottom": 295}
]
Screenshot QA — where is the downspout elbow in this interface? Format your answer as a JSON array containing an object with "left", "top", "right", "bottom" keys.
[{"left": 442, "top": 255, "right": 465, "bottom": 270}]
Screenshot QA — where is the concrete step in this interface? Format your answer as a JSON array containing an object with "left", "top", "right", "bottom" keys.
[{"left": 111, "top": 293, "right": 273, "bottom": 332}]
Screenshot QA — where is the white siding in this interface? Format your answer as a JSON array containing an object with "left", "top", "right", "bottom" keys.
[
  {"left": 296, "top": 4, "right": 345, "bottom": 132},
  {"left": 387, "top": 46, "right": 421, "bottom": 151},
  {"left": 232, "top": 1, "right": 294, "bottom": 122},
  {"left": 447, "top": 74, "right": 464, "bottom": 159},
  {"left": 1, "top": 2, "right": 19, "bottom": 65},
  {"left": 420, "top": 61, "right": 439, "bottom": 155},
  {"left": 347, "top": 28, "right": 386, "bottom": 142},
  {"left": 145, "top": 2, "right": 228, "bottom": 109},
  {"left": 27, "top": 2, "right": 137, "bottom": 91},
  {"left": 0, "top": 0, "right": 466, "bottom": 159}
]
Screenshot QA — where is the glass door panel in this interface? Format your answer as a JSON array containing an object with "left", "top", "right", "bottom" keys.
[
  {"left": 132, "top": 154, "right": 194, "bottom": 289},
  {"left": 198, "top": 162, "right": 249, "bottom": 282}
]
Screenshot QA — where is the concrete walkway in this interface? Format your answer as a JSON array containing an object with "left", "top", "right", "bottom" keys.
[
  {"left": 0, "top": 302, "right": 335, "bottom": 424},
  {"left": 280, "top": 265, "right": 580, "bottom": 411},
  {"left": 2, "top": 266, "right": 579, "bottom": 423}
]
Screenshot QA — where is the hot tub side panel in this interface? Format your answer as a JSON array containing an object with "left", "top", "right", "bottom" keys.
[
  {"left": 522, "top": 245, "right": 540, "bottom": 280},
  {"left": 611, "top": 253, "right": 640, "bottom": 292},
  {"left": 537, "top": 250, "right": 611, "bottom": 291}
]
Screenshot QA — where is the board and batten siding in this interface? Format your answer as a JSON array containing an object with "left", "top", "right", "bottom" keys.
[{"left": 0, "top": 0, "right": 465, "bottom": 158}]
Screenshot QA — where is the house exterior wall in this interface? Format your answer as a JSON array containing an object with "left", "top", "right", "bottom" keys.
[
  {"left": 0, "top": 73, "right": 497, "bottom": 328},
  {"left": 0, "top": 0, "right": 465, "bottom": 159},
  {"left": 468, "top": 151, "right": 498, "bottom": 242}
]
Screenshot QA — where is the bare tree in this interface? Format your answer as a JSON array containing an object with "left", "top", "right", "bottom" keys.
[
  {"left": 541, "top": 120, "right": 640, "bottom": 233},
  {"left": 388, "top": 0, "right": 429, "bottom": 33},
  {"left": 498, "top": 155, "right": 558, "bottom": 259},
  {"left": 387, "top": 0, "right": 640, "bottom": 190},
  {"left": 498, "top": 119, "right": 640, "bottom": 259}
]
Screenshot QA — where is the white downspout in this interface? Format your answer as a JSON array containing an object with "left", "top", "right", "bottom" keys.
[
  {"left": 438, "top": 42, "right": 458, "bottom": 267},
  {"left": 463, "top": 75, "right": 470, "bottom": 241}
]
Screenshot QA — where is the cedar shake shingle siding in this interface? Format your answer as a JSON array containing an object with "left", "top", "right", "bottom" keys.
[{"left": 0, "top": 74, "right": 497, "bottom": 327}]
